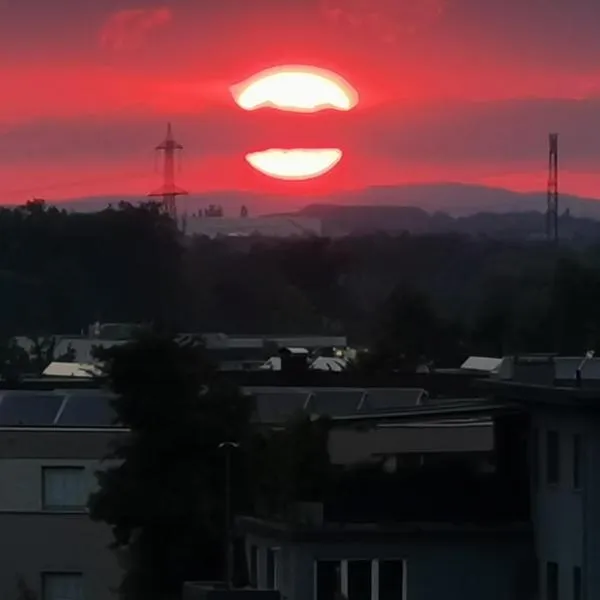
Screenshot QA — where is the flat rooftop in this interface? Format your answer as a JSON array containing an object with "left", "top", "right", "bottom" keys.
[
  {"left": 0, "top": 387, "right": 509, "bottom": 428},
  {"left": 236, "top": 516, "right": 531, "bottom": 542}
]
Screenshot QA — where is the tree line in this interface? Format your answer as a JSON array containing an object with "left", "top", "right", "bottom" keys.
[{"left": 2, "top": 200, "right": 600, "bottom": 363}]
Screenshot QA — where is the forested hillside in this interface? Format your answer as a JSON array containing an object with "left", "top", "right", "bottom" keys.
[{"left": 2, "top": 200, "right": 600, "bottom": 361}]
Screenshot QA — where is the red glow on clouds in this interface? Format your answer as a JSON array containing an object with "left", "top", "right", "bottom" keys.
[
  {"left": 99, "top": 8, "right": 172, "bottom": 51},
  {"left": 2, "top": 0, "right": 600, "bottom": 204}
]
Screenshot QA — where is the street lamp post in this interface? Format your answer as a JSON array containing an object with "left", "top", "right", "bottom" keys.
[{"left": 218, "top": 441, "right": 239, "bottom": 589}]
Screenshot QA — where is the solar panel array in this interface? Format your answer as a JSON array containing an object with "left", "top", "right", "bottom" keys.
[
  {"left": 309, "top": 390, "right": 365, "bottom": 418},
  {"left": 58, "top": 393, "right": 117, "bottom": 426},
  {"left": 253, "top": 391, "right": 312, "bottom": 424},
  {"left": 0, "top": 391, "right": 117, "bottom": 427},
  {"left": 0, "top": 394, "right": 64, "bottom": 426},
  {"left": 0, "top": 387, "right": 428, "bottom": 427},
  {"left": 248, "top": 387, "right": 428, "bottom": 424},
  {"left": 359, "top": 388, "right": 428, "bottom": 413}
]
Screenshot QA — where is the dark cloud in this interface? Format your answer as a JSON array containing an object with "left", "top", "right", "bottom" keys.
[
  {"left": 99, "top": 7, "right": 172, "bottom": 51},
  {"left": 357, "top": 99, "right": 600, "bottom": 165},
  {"left": 1, "top": 98, "right": 599, "bottom": 169},
  {"left": 1, "top": 0, "right": 600, "bottom": 197}
]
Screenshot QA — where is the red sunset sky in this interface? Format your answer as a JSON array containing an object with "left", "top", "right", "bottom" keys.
[{"left": 2, "top": 0, "right": 600, "bottom": 204}]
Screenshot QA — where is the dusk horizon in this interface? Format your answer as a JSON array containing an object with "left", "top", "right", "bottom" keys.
[{"left": 2, "top": 0, "right": 600, "bottom": 204}]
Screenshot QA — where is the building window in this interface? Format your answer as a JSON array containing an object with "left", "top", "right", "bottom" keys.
[
  {"left": 573, "top": 434, "right": 582, "bottom": 489},
  {"left": 266, "top": 548, "right": 280, "bottom": 590},
  {"left": 573, "top": 566, "right": 581, "bottom": 600},
  {"left": 316, "top": 560, "right": 341, "bottom": 600},
  {"left": 347, "top": 561, "right": 371, "bottom": 600},
  {"left": 531, "top": 428, "right": 539, "bottom": 488},
  {"left": 546, "top": 431, "right": 560, "bottom": 485},
  {"left": 546, "top": 562, "right": 558, "bottom": 600},
  {"left": 42, "top": 467, "right": 86, "bottom": 510},
  {"left": 379, "top": 560, "right": 406, "bottom": 600},
  {"left": 42, "top": 572, "right": 83, "bottom": 600},
  {"left": 315, "top": 559, "right": 405, "bottom": 600},
  {"left": 249, "top": 545, "right": 258, "bottom": 587}
]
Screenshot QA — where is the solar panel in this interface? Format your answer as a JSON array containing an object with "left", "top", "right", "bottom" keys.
[
  {"left": 57, "top": 393, "right": 117, "bottom": 426},
  {"left": 308, "top": 390, "right": 364, "bottom": 417},
  {"left": 0, "top": 393, "right": 64, "bottom": 426},
  {"left": 254, "top": 392, "right": 310, "bottom": 424},
  {"left": 359, "top": 388, "right": 427, "bottom": 413}
]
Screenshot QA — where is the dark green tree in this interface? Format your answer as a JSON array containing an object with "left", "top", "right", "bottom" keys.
[
  {"left": 549, "top": 256, "right": 600, "bottom": 354},
  {"left": 365, "top": 284, "right": 466, "bottom": 371},
  {"left": 250, "top": 413, "right": 333, "bottom": 517},
  {"left": 28, "top": 335, "right": 57, "bottom": 374},
  {"left": 0, "top": 338, "right": 31, "bottom": 382},
  {"left": 88, "top": 333, "right": 254, "bottom": 600}
]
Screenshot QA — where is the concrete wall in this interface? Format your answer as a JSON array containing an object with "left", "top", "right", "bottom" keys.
[
  {"left": 0, "top": 429, "right": 124, "bottom": 600},
  {"left": 0, "top": 429, "right": 126, "bottom": 459},
  {"left": 327, "top": 422, "right": 493, "bottom": 465},
  {"left": 0, "top": 457, "right": 105, "bottom": 511},
  {"left": 0, "top": 512, "right": 117, "bottom": 600},
  {"left": 530, "top": 408, "right": 600, "bottom": 600},
  {"left": 245, "top": 530, "right": 533, "bottom": 600}
]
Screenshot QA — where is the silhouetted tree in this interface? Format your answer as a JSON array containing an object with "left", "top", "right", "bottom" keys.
[
  {"left": 3, "top": 197, "right": 600, "bottom": 359},
  {"left": 365, "top": 284, "right": 465, "bottom": 371},
  {"left": 249, "top": 413, "right": 333, "bottom": 517},
  {"left": 89, "top": 333, "right": 253, "bottom": 600},
  {"left": 0, "top": 338, "right": 31, "bottom": 382}
]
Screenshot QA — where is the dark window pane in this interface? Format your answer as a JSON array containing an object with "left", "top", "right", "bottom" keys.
[
  {"left": 573, "top": 566, "right": 581, "bottom": 600},
  {"left": 316, "top": 561, "right": 341, "bottom": 600},
  {"left": 546, "top": 431, "right": 559, "bottom": 485},
  {"left": 379, "top": 560, "right": 405, "bottom": 600},
  {"left": 531, "top": 428, "right": 539, "bottom": 488},
  {"left": 573, "top": 435, "right": 582, "bottom": 489},
  {"left": 546, "top": 562, "right": 558, "bottom": 600},
  {"left": 347, "top": 561, "right": 371, "bottom": 600},
  {"left": 266, "top": 549, "right": 275, "bottom": 589},
  {"left": 249, "top": 546, "right": 258, "bottom": 587}
]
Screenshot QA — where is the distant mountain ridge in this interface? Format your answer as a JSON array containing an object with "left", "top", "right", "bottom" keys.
[
  {"left": 303, "top": 183, "right": 600, "bottom": 219},
  {"left": 9, "top": 182, "right": 600, "bottom": 220}
]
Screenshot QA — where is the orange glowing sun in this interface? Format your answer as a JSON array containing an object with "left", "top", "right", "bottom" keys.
[{"left": 231, "top": 65, "right": 357, "bottom": 181}]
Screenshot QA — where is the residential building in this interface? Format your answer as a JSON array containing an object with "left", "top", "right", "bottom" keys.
[
  {"left": 247, "top": 386, "right": 495, "bottom": 467},
  {"left": 0, "top": 381, "right": 509, "bottom": 600},
  {"left": 0, "top": 389, "right": 124, "bottom": 600},
  {"left": 15, "top": 330, "right": 348, "bottom": 373},
  {"left": 237, "top": 410, "right": 531, "bottom": 600},
  {"left": 238, "top": 517, "right": 533, "bottom": 600},
  {"left": 481, "top": 354, "right": 600, "bottom": 600},
  {"left": 234, "top": 390, "right": 533, "bottom": 600}
]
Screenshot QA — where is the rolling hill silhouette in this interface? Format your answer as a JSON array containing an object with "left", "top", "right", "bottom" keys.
[{"left": 27, "top": 182, "right": 600, "bottom": 223}]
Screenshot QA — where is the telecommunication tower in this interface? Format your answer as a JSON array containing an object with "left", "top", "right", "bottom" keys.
[
  {"left": 547, "top": 133, "right": 559, "bottom": 243},
  {"left": 148, "top": 123, "right": 188, "bottom": 220}
]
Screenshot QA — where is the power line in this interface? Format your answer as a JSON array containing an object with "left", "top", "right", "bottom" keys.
[{"left": 0, "top": 170, "right": 151, "bottom": 200}]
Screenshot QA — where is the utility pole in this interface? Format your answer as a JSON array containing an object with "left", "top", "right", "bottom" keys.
[
  {"left": 218, "top": 441, "right": 239, "bottom": 589},
  {"left": 547, "top": 133, "right": 559, "bottom": 244},
  {"left": 148, "top": 122, "right": 188, "bottom": 221}
]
